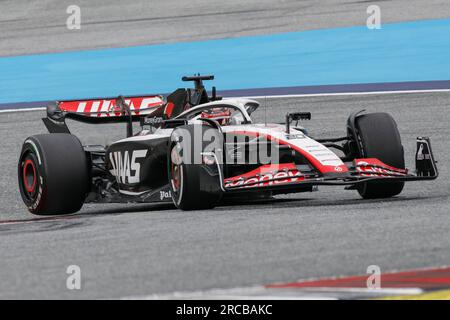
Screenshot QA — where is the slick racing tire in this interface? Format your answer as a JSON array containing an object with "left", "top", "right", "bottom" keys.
[
  {"left": 354, "top": 112, "right": 405, "bottom": 199},
  {"left": 168, "top": 124, "right": 223, "bottom": 210},
  {"left": 18, "top": 134, "right": 89, "bottom": 215}
]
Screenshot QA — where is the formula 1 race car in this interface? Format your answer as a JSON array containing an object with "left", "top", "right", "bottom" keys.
[{"left": 18, "top": 75, "right": 438, "bottom": 215}]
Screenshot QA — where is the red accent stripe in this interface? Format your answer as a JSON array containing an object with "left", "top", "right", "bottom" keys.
[
  {"left": 59, "top": 96, "right": 164, "bottom": 117},
  {"left": 226, "top": 163, "right": 297, "bottom": 180},
  {"left": 355, "top": 158, "right": 407, "bottom": 174},
  {"left": 224, "top": 163, "right": 305, "bottom": 188},
  {"left": 164, "top": 102, "right": 175, "bottom": 118}
]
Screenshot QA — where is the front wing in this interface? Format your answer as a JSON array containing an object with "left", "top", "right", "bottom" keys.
[{"left": 221, "top": 137, "right": 438, "bottom": 192}]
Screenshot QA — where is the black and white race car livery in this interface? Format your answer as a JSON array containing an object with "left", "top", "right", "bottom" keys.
[{"left": 18, "top": 75, "right": 438, "bottom": 214}]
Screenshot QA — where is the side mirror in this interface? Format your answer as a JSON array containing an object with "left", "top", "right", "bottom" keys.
[{"left": 285, "top": 112, "right": 311, "bottom": 133}]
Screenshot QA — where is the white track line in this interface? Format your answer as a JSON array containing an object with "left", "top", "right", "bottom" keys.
[
  {"left": 291, "top": 287, "right": 423, "bottom": 295},
  {"left": 1, "top": 88, "right": 450, "bottom": 114},
  {"left": 238, "top": 88, "right": 450, "bottom": 99},
  {"left": 0, "top": 107, "right": 45, "bottom": 114},
  {"left": 120, "top": 285, "right": 423, "bottom": 300}
]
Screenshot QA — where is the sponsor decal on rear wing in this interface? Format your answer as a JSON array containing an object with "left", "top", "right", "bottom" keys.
[{"left": 58, "top": 95, "right": 165, "bottom": 118}]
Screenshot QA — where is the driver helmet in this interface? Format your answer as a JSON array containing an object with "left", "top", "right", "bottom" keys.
[{"left": 200, "top": 107, "right": 232, "bottom": 125}]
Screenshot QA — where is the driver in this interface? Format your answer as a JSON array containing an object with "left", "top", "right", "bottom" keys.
[{"left": 200, "top": 107, "right": 232, "bottom": 125}]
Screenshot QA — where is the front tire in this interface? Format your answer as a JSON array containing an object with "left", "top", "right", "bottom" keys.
[
  {"left": 18, "top": 134, "right": 89, "bottom": 215},
  {"left": 353, "top": 112, "right": 405, "bottom": 199},
  {"left": 168, "top": 124, "right": 223, "bottom": 210}
]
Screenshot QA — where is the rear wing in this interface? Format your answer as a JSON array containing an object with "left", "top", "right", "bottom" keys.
[
  {"left": 43, "top": 95, "right": 166, "bottom": 134},
  {"left": 47, "top": 95, "right": 164, "bottom": 122},
  {"left": 42, "top": 74, "right": 219, "bottom": 136},
  {"left": 59, "top": 95, "right": 164, "bottom": 118}
]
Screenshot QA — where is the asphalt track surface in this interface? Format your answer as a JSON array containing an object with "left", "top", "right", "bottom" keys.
[
  {"left": 2, "top": 0, "right": 450, "bottom": 56},
  {"left": 0, "top": 92, "right": 449, "bottom": 299}
]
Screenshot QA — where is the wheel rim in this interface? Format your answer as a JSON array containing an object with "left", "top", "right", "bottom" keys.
[
  {"left": 170, "top": 144, "right": 183, "bottom": 194},
  {"left": 23, "top": 159, "right": 37, "bottom": 193},
  {"left": 171, "top": 162, "right": 181, "bottom": 192},
  {"left": 20, "top": 154, "right": 39, "bottom": 203}
]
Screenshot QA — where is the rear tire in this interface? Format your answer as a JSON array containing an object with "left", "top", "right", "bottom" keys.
[
  {"left": 354, "top": 112, "right": 405, "bottom": 199},
  {"left": 18, "top": 134, "right": 89, "bottom": 215},
  {"left": 168, "top": 124, "right": 223, "bottom": 210}
]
